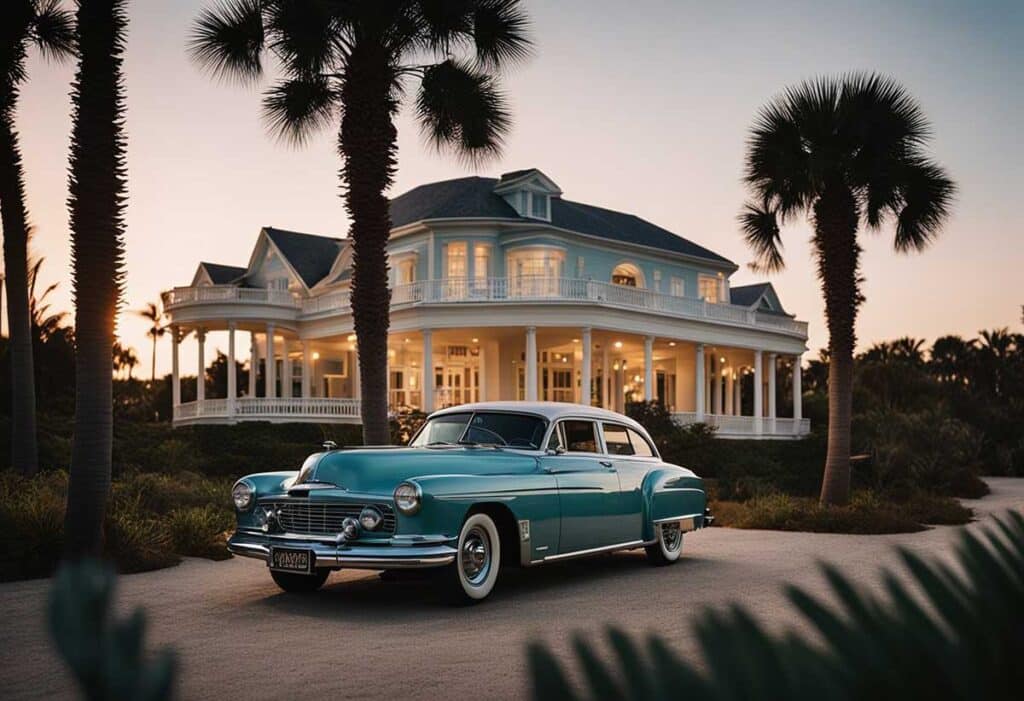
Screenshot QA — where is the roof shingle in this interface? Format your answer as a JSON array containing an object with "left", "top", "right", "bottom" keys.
[{"left": 264, "top": 227, "right": 342, "bottom": 288}]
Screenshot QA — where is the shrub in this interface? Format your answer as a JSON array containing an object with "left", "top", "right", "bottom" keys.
[
  {"left": 0, "top": 471, "right": 68, "bottom": 581},
  {"left": 167, "top": 506, "right": 233, "bottom": 560},
  {"left": 104, "top": 497, "right": 179, "bottom": 574},
  {"left": 529, "top": 511, "right": 1024, "bottom": 700}
]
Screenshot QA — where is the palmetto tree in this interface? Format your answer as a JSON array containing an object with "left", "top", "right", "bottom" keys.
[
  {"left": 740, "top": 74, "right": 955, "bottom": 506},
  {"left": 930, "top": 334, "right": 976, "bottom": 386},
  {"left": 137, "top": 300, "right": 165, "bottom": 383},
  {"left": 64, "top": 0, "right": 128, "bottom": 558},
  {"left": 1, "top": 0, "right": 75, "bottom": 476},
  {"left": 189, "top": 0, "right": 531, "bottom": 444}
]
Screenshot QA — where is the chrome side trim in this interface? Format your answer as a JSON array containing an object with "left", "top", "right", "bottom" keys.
[
  {"left": 653, "top": 512, "right": 703, "bottom": 524},
  {"left": 542, "top": 539, "right": 645, "bottom": 562}
]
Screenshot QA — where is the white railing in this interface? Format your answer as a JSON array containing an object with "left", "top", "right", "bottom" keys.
[
  {"left": 162, "top": 277, "right": 808, "bottom": 336},
  {"left": 173, "top": 397, "right": 361, "bottom": 424},
  {"left": 162, "top": 285, "right": 299, "bottom": 310},
  {"left": 672, "top": 412, "right": 811, "bottom": 438}
]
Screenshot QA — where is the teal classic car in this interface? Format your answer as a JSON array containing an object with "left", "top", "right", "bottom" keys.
[{"left": 228, "top": 402, "right": 712, "bottom": 603}]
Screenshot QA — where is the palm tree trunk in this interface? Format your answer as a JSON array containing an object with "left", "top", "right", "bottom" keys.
[
  {"left": 0, "top": 116, "right": 39, "bottom": 476},
  {"left": 338, "top": 42, "right": 396, "bottom": 446},
  {"left": 150, "top": 334, "right": 156, "bottom": 383},
  {"left": 64, "top": 0, "right": 128, "bottom": 558},
  {"left": 815, "top": 184, "right": 861, "bottom": 507}
]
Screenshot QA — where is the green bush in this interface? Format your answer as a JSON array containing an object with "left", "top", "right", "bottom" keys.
[
  {"left": 167, "top": 506, "right": 233, "bottom": 560},
  {"left": 529, "top": 511, "right": 1024, "bottom": 700},
  {"left": 0, "top": 471, "right": 67, "bottom": 581}
]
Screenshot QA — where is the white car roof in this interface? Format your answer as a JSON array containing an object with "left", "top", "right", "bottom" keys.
[{"left": 428, "top": 401, "right": 647, "bottom": 432}]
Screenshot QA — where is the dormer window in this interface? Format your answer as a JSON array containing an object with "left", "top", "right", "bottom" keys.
[{"left": 530, "top": 192, "right": 549, "bottom": 219}]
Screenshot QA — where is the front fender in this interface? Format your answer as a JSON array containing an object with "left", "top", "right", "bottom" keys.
[{"left": 641, "top": 467, "right": 707, "bottom": 542}]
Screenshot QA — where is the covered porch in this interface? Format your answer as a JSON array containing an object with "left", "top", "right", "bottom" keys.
[{"left": 170, "top": 323, "right": 809, "bottom": 438}]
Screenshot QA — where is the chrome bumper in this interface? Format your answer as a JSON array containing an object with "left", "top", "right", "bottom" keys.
[{"left": 227, "top": 530, "right": 457, "bottom": 570}]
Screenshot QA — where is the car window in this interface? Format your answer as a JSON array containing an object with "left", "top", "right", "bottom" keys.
[
  {"left": 627, "top": 428, "right": 655, "bottom": 457},
  {"left": 561, "top": 420, "right": 598, "bottom": 453},
  {"left": 603, "top": 424, "right": 634, "bottom": 456},
  {"left": 411, "top": 412, "right": 547, "bottom": 448},
  {"left": 411, "top": 413, "right": 471, "bottom": 446}
]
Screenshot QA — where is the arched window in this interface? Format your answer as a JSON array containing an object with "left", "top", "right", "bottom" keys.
[{"left": 612, "top": 262, "right": 644, "bottom": 288}]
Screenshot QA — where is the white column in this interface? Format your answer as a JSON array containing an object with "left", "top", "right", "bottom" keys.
[
  {"left": 711, "top": 355, "right": 722, "bottom": 415},
  {"left": 525, "top": 326, "right": 538, "bottom": 401},
  {"left": 301, "top": 342, "right": 312, "bottom": 399},
  {"left": 352, "top": 343, "right": 361, "bottom": 398},
  {"left": 282, "top": 341, "right": 292, "bottom": 398},
  {"left": 753, "top": 350, "right": 763, "bottom": 435},
  {"left": 643, "top": 335, "right": 654, "bottom": 402},
  {"left": 478, "top": 343, "right": 487, "bottom": 402},
  {"left": 793, "top": 353, "right": 803, "bottom": 434},
  {"left": 266, "top": 323, "right": 276, "bottom": 398},
  {"left": 196, "top": 328, "right": 206, "bottom": 405},
  {"left": 736, "top": 369, "right": 743, "bottom": 415},
  {"left": 422, "top": 329, "right": 434, "bottom": 412},
  {"left": 768, "top": 352, "right": 777, "bottom": 434},
  {"left": 602, "top": 343, "right": 610, "bottom": 410},
  {"left": 725, "top": 366, "right": 734, "bottom": 415},
  {"left": 171, "top": 325, "right": 181, "bottom": 410},
  {"left": 249, "top": 331, "right": 258, "bottom": 397},
  {"left": 694, "top": 344, "right": 705, "bottom": 421},
  {"left": 581, "top": 328, "right": 593, "bottom": 407},
  {"left": 227, "top": 322, "right": 236, "bottom": 418}
]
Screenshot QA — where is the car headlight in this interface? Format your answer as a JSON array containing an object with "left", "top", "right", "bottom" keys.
[
  {"left": 393, "top": 481, "right": 422, "bottom": 515},
  {"left": 232, "top": 481, "right": 254, "bottom": 511},
  {"left": 359, "top": 506, "right": 383, "bottom": 531}
]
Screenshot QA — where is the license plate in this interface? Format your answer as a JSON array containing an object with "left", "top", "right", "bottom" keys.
[{"left": 269, "top": 547, "right": 313, "bottom": 574}]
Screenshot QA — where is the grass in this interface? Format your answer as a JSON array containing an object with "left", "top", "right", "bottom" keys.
[
  {"left": 0, "top": 470, "right": 234, "bottom": 581},
  {"left": 710, "top": 490, "right": 972, "bottom": 534}
]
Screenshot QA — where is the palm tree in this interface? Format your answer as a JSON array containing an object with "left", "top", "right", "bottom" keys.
[
  {"left": 136, "top": 300, "right": 165, "bottom": 383},
  {"left": 111, "top": 341, "right": 137, "bottom": 379},
  {"left": 189, "top": 0, "right": 531, "bottom": 444},
  {"left": 28, "top": 257, "right": 68, "bottom": 342},
  {"left": 739, "top": 74, "right": 955, "bottom": 506},
  {"left": 1, "top": 0, "right": 75, "bottom": 476},
  {"left": 930, "top": 334, "right": 976, "bottom": 385},
  {"left": 63, "top": 0, "right": 128, "bottom": 558}
]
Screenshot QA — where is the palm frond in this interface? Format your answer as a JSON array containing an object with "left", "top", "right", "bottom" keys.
[
  {"left": 264, "top": 0, "right": 338, "bottom": 75},
  {"left": 892, "top": 157, "right": 956, "bottom": 253},
  {"left": 739, "top": 200, "right": 785, "bottom": 273},
  {"left": 529, "top": 512, "right": 1024, "bottom": 700},
  {"left": 414, "top": 0, "right": 474, "bottom": 55},
  {"left": 416, "top": 59, "right": 510, "bottom": 165},
  {"left": 471, "top": 0, "right": 532, "bottom": 68},
  {"left": 189, "top": 0, "right": 265, "bottom": 84},
  {"left": 30, "top": 0, "right": 76, "bottom": 62},
  {"left": 261, "top": 74, "right": 338, "bottom": 146}
]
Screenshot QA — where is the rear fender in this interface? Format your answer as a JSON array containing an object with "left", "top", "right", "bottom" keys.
[{"left": 641, "top": 468, "right": 707, "bottom": 542}]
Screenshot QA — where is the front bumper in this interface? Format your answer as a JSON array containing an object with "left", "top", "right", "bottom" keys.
[{"left": 227, "top": 530, "right": 457, "bottom": 570}]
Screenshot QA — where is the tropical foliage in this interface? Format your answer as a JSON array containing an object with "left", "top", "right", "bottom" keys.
[
  {"left": 188, "top": 0, "right": 531, "bottom": 445},
  {"left": 1, "top": 0, "right": 75, "bottom": 477},
  {"left": 64, "top": 0, "right": 129, "bottom": 558},
  {"left": 739, "top": 74, "right": 955, "bottom": 506},
  {"left": 528, "top": 510, "right": 1024, "bottom": 701}
]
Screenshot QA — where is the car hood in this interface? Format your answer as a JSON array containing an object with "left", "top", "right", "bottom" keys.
[{"left": 306, "top": 447, "right": 540, "bottom": 494}]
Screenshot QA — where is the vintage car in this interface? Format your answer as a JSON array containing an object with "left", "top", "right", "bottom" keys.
[{"left": 227, "top": 402, "right": 712, "bottom": 603}]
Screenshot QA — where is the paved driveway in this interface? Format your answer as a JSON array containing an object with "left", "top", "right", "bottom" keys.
[{"left": 1, "top": 478, "right": 1021, "bottom": 700}]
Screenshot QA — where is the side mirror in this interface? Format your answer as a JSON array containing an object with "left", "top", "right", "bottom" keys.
[
  {"left": 322, "top": 440, "right": 338, "bottom": 451},
  {"left": 545, "top": 445, "right": 566, "bottom": 456}
]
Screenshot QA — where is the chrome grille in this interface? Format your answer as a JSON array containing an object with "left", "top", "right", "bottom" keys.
[{"left": 260, "top": 500, "right": 396, "bottom": 536}]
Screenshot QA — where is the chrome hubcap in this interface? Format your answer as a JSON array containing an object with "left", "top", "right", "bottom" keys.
[
  {"left": 661, "top": 523, "right": 682, "bottom": 552},
  {"left": 460, "top": 526, "right": 490, "bottom": 585}
]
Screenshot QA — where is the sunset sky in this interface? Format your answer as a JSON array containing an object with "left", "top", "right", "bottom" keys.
[{"left": 8, "top": 0, "right": 1023, "bottom": 376}]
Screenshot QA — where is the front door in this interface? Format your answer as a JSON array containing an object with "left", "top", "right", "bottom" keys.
[{"left": 540, "top": 419, "right": 621, "bottom": 554}]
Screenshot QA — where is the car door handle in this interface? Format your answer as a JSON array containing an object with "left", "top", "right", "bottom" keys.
[{"left": 599, "top": 460, "right": 614, "bottom": 468}]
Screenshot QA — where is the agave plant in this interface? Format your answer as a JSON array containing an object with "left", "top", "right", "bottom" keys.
[{"left": 529, "top": 511, "right": 1024, "bottom": 700}]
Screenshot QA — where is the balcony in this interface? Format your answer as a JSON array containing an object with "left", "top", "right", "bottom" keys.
[
  {"left": 164, "top": 277, "right": 808, "bottom": 338},
  {"left": 672, "top": 412, "right": 811, "bottom": 439}
]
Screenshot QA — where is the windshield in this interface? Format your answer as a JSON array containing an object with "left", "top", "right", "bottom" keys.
[{"left": 410, "top": 412, "right": 548, "bottom": 449}]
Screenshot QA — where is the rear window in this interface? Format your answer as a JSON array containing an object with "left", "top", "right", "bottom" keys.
[
  {"left": 603, "top": 424, "right": 634, "bottom": 455},
  {"left": 628, "top": 428, "right": 655, "bottom": 457}
]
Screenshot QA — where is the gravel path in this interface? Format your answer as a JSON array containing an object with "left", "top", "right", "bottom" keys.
[{"left": 1, "top": 477, "right": 1021, "bottom": 700}]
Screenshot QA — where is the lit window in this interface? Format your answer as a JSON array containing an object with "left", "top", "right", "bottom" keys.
[
  {"left": 670, "top": 277, "right": 685, "bottom": 297},
  {"left": 698, "top": 274, "right": 721, "bottom": 303},
  {"left": 612, "top": 262, "right": 642, "bottom": 288},
  {"left": 473, "top": 244, "right": 490, "bottom": 281},
  {"left": 446, "top": 242, "right": 467, "bottom": 279}
]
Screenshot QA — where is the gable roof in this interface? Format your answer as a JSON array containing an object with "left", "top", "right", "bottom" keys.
[
  {"left": 198, "top": 262, "right": 246, "bottom": 284},
  {"left": 730, "top": 282, "right": 789, "bottom": 315},
  {"left": 263, "top": 227, "right": 343, "bottom": 288},
  {"left": 388, "top": 176, "right": 734, "bottom": 266}
]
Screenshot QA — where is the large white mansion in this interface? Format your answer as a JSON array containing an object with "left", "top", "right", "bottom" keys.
[{"left": 162, "top": 169, "right": 810, "bottom": 438}]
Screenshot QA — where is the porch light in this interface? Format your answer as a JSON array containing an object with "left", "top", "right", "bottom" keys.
[
  {"left": 312, "top": 352, "right": 320, "bottom": 360},
  {"left": 572, "top": 338, "right": 579, "bottom": 343},
  {"left": 471, "top": 337, "right": 479, "bottom": 343},
  {"left": 613, "top": 363, "right": 620, "bottom": 371},
  {"left": 404, "top": 338, "right": 410, "bottom": 343},
  {"left": 347, "top": 334, "right": 357, "bottom": 342},
  {"left": 614, "top": 341, "right": 623, "bottom": 349},
  {"left": 562, "top": 357, "right": 568, "bottom": 363},
  {"left": 668, "top": 341, "right": 676, "bottom": 347},
  {"left": 720, "top": 357, "right": 726, "bottom": 363},
  {"left": 633, "top": 375, "right": 641, "bottom": 383}
]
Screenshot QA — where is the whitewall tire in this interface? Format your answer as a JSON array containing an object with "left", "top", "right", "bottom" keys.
[
  {"left": 436, "top": 512, "right": 501, "bottom": 604},
  {"left": 645, "top": 522, "right": 683, "bottom": 566}
]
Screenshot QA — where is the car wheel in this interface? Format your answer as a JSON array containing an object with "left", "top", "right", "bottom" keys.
[
  {"left": 645, "top": 521, "right": 683, "bottom": 566},
  {"left": 435, "top": 512, "right": 501, "bottom": 604},
  {"left": 270, "top": 568, "right": 330, "bottom": 593}
]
